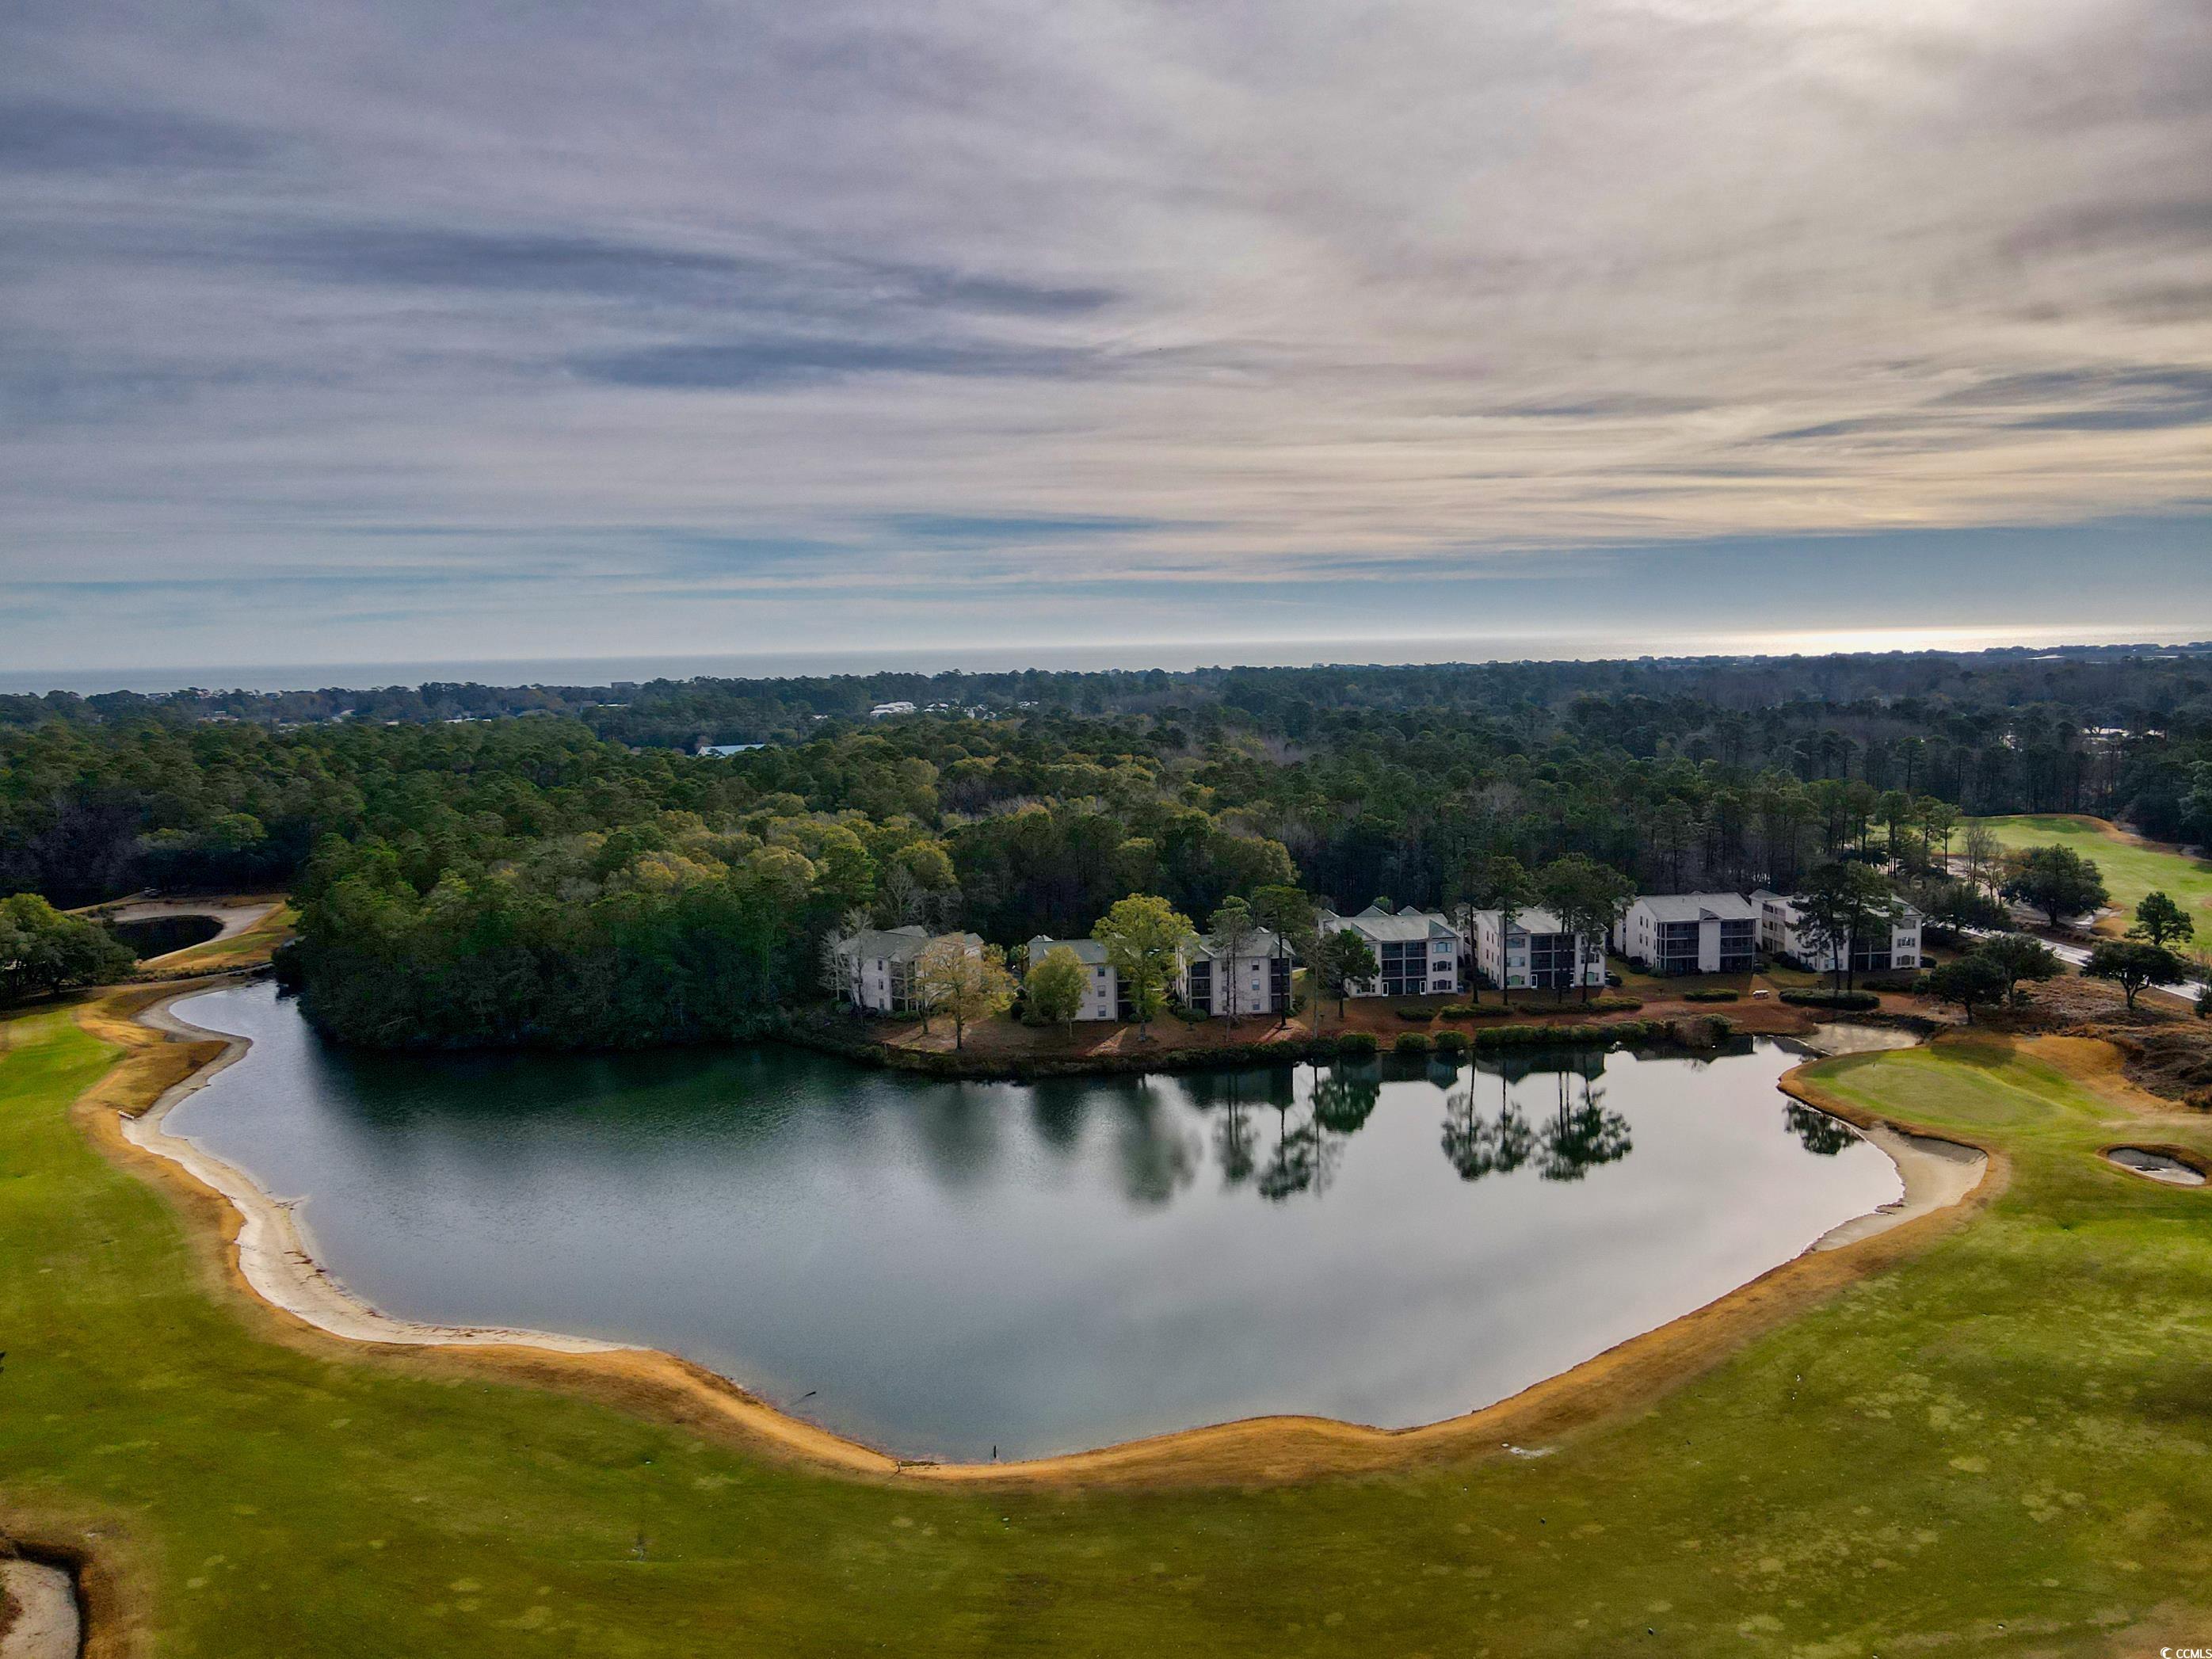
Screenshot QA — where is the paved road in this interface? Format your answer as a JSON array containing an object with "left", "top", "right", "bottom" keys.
[
  {"left": 1963, "top": 918, "right": 2206, "bottom": 1008},
  {"left": 100, "top": 898, "right": 280, "bottom": 964}
]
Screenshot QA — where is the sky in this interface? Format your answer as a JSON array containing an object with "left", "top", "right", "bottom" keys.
[{"left": 4, "top": 0, "right": 2210, "bottom": 677}]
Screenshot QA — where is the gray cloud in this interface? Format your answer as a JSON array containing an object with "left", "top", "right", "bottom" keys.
[
  {"left": 2, "top": 0, "right": 2209, "bottom": 665},
  {"left": 0, "top": 99, "right": 275, "bottom": 171}
]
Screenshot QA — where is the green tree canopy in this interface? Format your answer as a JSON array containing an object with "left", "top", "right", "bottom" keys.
[
  {"left": 2083, "top": 940, "right": 2187, "bottom": 1011},
  {"left": 2129, "top": 891, "right": 2196, "bottom": 949},
  {"left": 2001, "top": 845, "right": 2108, "bottom": 928},
  {"left": 0, "top": 894, "right": 136, "bottom": 1005},
  {"left": 1969, "top": 932, "right": 2064, "bottom": 1006},
  {"left": 1022, "top": 944, "right": 1088, "bottom": 1034},
  {"left": 1093, "top": 894, "right": 1192, "bottom": 1038},
  {"left": 1922, "top": 954, "right": 2008, "bottom": 1024}
]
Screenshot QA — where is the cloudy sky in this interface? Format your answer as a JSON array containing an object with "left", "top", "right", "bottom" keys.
[{"left": 6, "top": 0, "right": 2210, "bottom": 675}]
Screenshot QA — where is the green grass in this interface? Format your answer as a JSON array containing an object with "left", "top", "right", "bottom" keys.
[
  {"left": 6, "top": 1005, "right": 2212, "bottom": 1653},
  {"left": 1977, "top": 813, "right": 2212, "bottom": 934}
]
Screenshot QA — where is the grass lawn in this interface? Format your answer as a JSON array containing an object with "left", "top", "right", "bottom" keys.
[
  {"left": 6, "top": 997, "right": 2212, "bottom": 1653},
  {"left": 1977, "top": 813, "right": 2212, "bottom": 936}
]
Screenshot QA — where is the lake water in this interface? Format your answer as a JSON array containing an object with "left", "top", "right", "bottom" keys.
[{"left": 166, "top": 982, "right": 1901, "bottom": 1460}]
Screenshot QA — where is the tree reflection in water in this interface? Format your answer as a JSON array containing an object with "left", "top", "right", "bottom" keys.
[
  {"left": 1445, "top": 1050, "right": 1631, "bottom": 1184},
  {"left": 1186, "top": 1049, "right": 1644, "bottom": 1202},
  {"left": 1782, "top": 1100, "right": 1860, "bottom": 1156}
]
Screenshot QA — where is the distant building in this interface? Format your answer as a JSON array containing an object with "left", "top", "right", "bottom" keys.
[
  {"left": 1753, "top": 890, "right": 1923, "bottom": 974},
  {"left": 1469, "top": 907, "right": 1607, "bottom": 992},
  {"left": 1317, "top": 904, "right": 1462, "bottom": 997},
  {"left": 831, "top": 925, "right": 982, "bottom": 1014},
  {"left": 869, "top": 701, "right": 917, "bottom": 719},
  {"left": 1024, "top": 936, "right": 1131, "bottom": 1020},
  {"left": 694, "top": 742, "right": 766, "bottom": 757},
  {"left": 1180, "top": 928, "right": 1296, "bottom": 1016},
  {"left": 1613, "top": 893, "right": 1760, "bottom": 974}
]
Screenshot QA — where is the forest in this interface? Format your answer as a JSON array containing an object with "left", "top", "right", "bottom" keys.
[{"left": 3, "top": 647, "right": 2210, "bottom": 1046}]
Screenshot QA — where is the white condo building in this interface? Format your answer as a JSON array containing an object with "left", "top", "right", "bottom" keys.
[
  {"left": 1180, "top": 929, "right": 1297, "bottom": 1017},
  {"left": 1317, "top": 904, "right": 1463, "bottom": 997},
  {"left": 1613, "top": 893, "right": 1760, "bottom": 974},
  {"left": 1024, "top": 936, "right": 1131, "bottom": 1020},
  {"left": 1753, "top": 891, "right": 1923, "bottom": 974},
  {"left": 832, "top": 925, "right": 982, "bottom": 1014},
  {"left": 1469, "top": 907, "right": 1608, "bottom": 992}
]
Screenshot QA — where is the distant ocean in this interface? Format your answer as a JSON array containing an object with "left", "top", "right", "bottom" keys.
[{"left": 5, "top": 628, "right": 2206, "bottom": 697}]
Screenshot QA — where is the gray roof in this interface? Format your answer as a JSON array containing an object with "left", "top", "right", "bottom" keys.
[
  {"left": 1325, "top": 906, "right": 1459, "bottom": 942},
  {"left": 1028, "top": 935, "right": 1111, "bottom": 966},
  {"left": 841, "top": 925, "right": 980, "bottom": 962},
  {"left": 1634, "top": 892, "right": 1760, "bottom": 923},
  {"left": 1751, "top": 889, "right": 1922, "bottom": 923},
  {"left": 1183, "top": 926, "right": 1296, "bottom": 963},
  {"left": 1494, "top": 906, "right": 1574, "bottom": 936}
]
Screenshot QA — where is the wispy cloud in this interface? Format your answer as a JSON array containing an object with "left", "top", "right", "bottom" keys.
[{"left": 2, "top": 0, "right": 2208, "bottom": 666}]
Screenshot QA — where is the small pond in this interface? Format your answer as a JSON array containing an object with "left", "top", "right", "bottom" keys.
[{"left": 165, "top": 982, "right": 1901, "bottom": 1460}]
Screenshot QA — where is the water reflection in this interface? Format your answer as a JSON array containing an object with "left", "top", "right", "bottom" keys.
[
  {"left": 319, "top": 1018, "right": 1850, "bottom": 1209},
  {"left": 169, "top": 983, "right": 1903, "bottom": 1461},
  {"left": 1783, "top": 1100, "right": 1860, "bottom": 1156},
  {"left": 1435, "top": 1055, "right": 1632, "bottom": 1186}
]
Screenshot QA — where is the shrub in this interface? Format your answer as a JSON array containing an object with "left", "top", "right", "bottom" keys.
[
  {"left": 1779, "top": 989, "right": 1880, "bottom": 1011},
  {"left": 1432, "top": 1029, "right": 1470, "bottom": 1055},
  {"left": 1394, "top": 1032, "right": 1432, "bottom": 1055},
  {"left": 1681, "top": 988, "right": 1740, "bottom": 1003},
  {"left": 1855, "top": 972, "right": 1920, "bottom": 993},
  {"left": 1393, "top": 1005, "right": 1435, "bottom": 1022},
  {"left": 1336, "top": 1031, "right": 1379, "bottom": 1057}
]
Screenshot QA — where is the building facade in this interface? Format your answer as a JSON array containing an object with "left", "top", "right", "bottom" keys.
[
  {"left": 1612, "top": 894, "right": 1760, "bottom": 974},
  {"left": 832, "top": 925, "right": 982, "bottom": 1014},
  {"left": 1180, "top": 928, "right": 1296, "bottom": 1016},
  {"left": 1317, "top": 904, "right": 1463, "bottom": 997},
  {"left": 1752, "top": 891, "right": 1924, "bottom": 974},
  {"left": 1469, "top": 906, "right": 1608, "bottom": 992},
  {"left": 1024, "top": 936, "right": 1132, "bottom": 1020}
]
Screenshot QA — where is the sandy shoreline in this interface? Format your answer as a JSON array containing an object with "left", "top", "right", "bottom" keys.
[
  {"left": 127, "top": 993, "right": 624, "bottom": 1357},
  {"left": 101, "top": 983, "right": 1993, "bottom": 1484}
]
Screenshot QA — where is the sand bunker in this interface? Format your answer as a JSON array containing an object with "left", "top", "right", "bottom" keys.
[
  {"left": 1810, "top": 1123, "right": 1988, "bottom": 1252},
  {"left": 0, "top": 1559, "right": 79, "bottom": 1659},
  {"left": 2105, "top": 1146, "right": 2207, "bottom": 1186}
]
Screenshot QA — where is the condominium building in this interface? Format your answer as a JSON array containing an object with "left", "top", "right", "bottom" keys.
[
  {"left": 1752, "top": 890, "right": 1924, "bottom": 974},
  {"left": 831, "top": 925, "right": 983, "bottom": 1014},
  {"left": 1024, "top": 936, "right": 1131, "bottom": 1021},
  {"left": 1469, "top": 907, "right": 1608, "bottom": 992},
  {"left": 1317, "top": 904, "right": 1463, "bottom": 997},
  {"left": 1180, "top": 929, "right": 1296, "bottom": 1016},
  {"left": 1612, "top": 893, "right": 1760, "bottom": 974}
]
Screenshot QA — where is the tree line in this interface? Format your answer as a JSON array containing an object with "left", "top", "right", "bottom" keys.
[{"left": 6, "top": 648, "right": 2211, "bottom": 1042}]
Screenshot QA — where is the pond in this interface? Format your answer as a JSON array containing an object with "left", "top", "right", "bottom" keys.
[{"left": 164, "top": 982, "right": 1901, "bottom": 1461}]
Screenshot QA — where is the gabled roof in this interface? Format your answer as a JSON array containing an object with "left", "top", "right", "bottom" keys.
[
  {"left": 1182, "top": 926, "right": 1296, "bottom": 963},
  {"left": 1498, "top": 906, "right": 1574, "bottom": 936},
  {"left": 840, "top": 925, "right": 979, "bottom": 962},
  {"left": 1325, "top": 907, "right": 1459, "bottom": 943},
  {"left": 1634, "top": 892, "right": 1760, "bottom": 923},
  {"left": 1028, "top": 935, "right": 1111, "bottom": 967},
  {"left": 1750, "top": 890, "right": 1922, "bottom": 924}
]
